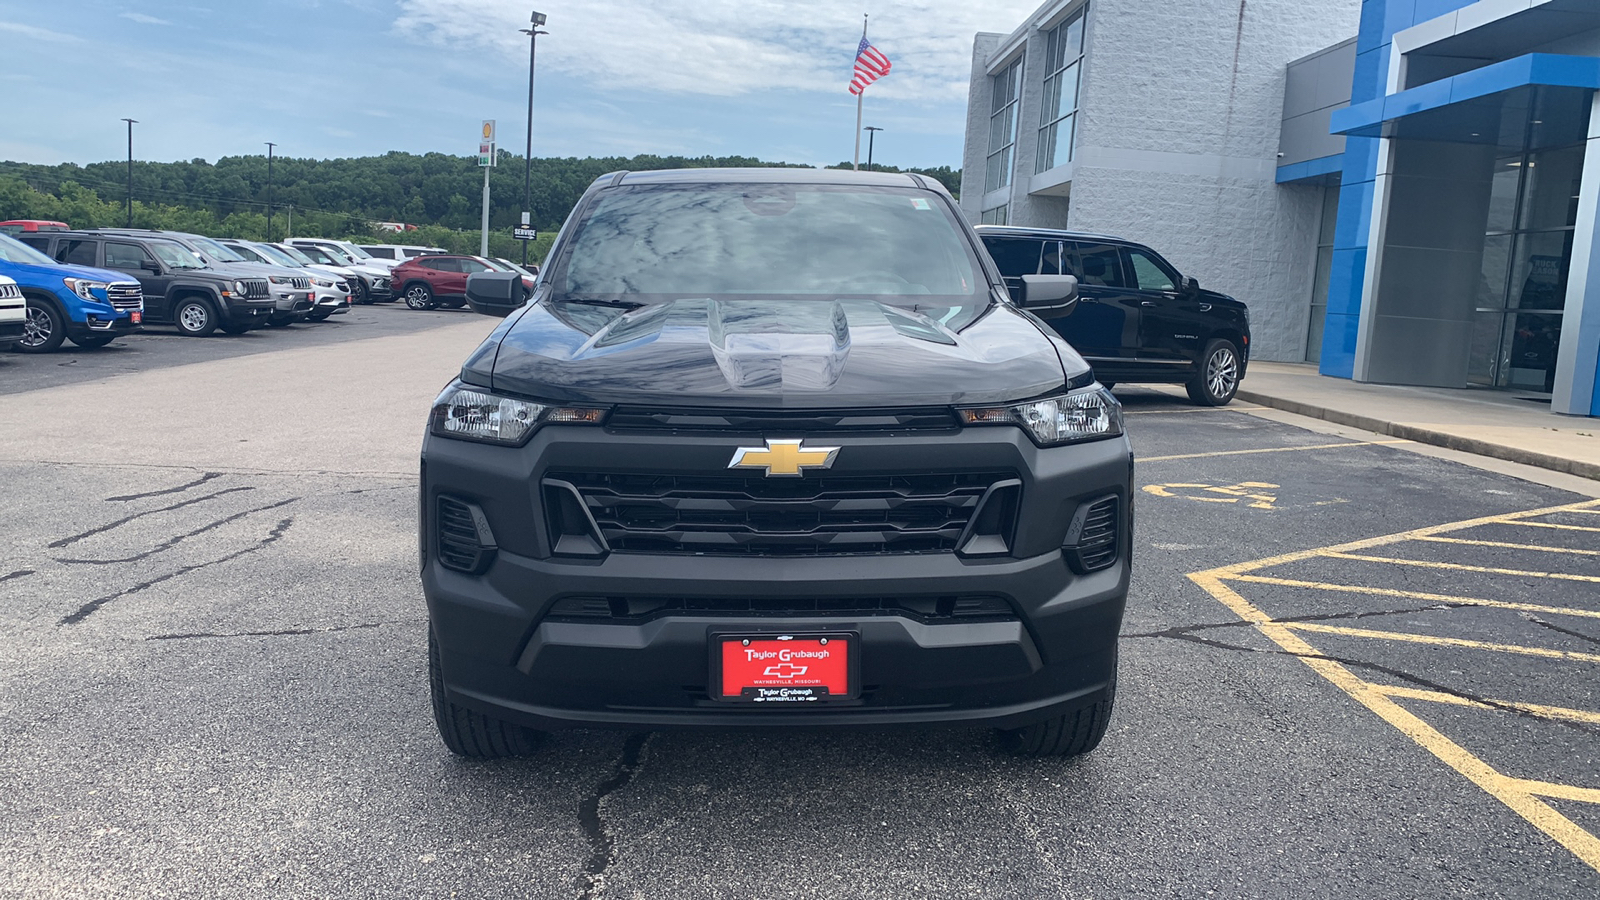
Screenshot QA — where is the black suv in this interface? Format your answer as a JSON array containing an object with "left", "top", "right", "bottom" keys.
[
  {"left": 422, "top": 169, "right": 1131, "bottom": 759},
  {"left": 22, "top": 232, "right": 275, "bottom": 335},
  {"left": 977, "top": 226, "right": 1250, "bottom": 405}
]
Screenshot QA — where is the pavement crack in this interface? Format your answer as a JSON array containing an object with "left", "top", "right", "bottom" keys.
[
  {"left": 1121, "top": 602, "right": 1458, "bottom": 642},
  {"left": 1522, "top": 614, "right": 1600, "bottom": 649},
  {"left": 54, "top": 498, "right": 298, "bottom": 565},
  {"left": 0, "top": 569, "right": 35, "bottom": 584},
  {"left": 59, "top": 517, "right": 294, "bottom": 626},
  {"left": 575, "top": 732, "right": 651, "bottom": 900},
  {"left": 147, "top": 622, "right": 387, "bottom": 641},
  {"left": 1127, "top": 626, "right": 1600, "bottom": 738},
  {"left": 47, "top": 486, "right": 256, "bottom": 549},
  {"left": 104, "top": 472, "right": 223, "bottom": 502}
]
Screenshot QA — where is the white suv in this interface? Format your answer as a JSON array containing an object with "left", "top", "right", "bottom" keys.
[
  {"left": 361, "top": 244, "right": 447, "bottom": 262},
  {"left": 0, "top": 275, "right": 24, "bottom": 350}
]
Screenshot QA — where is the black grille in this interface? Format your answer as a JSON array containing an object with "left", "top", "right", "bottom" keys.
[
  {"left": 436, "top": 496, "right": 493, "bottom": 573},
  {"left": 551, "top": 471, "right": 1009, "bottom": 556},
  {"left": 106, "top": 282, "right": 142, "bottom": 310},
  {"left": 547, "top": 594, "right": 1016, "bottom": 623},
  {"left": 242, "top": 278, "right": 270, "bottom": 299},
  {"left": 607, "top": 406, "right": 960, "bottom": 434},
  {"left": 1068, "top": 496, "right": 1119, "bottom": 573}
]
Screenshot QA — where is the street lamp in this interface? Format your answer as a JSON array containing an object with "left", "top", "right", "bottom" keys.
[
  {"left": 519, "top": 11, "right": 548, "bottom": 268},
  {"left": 264, "top": 142, "right": 276, "bottom": 241},
  {"left": 120, "top": 118, "right": 137, "bottom": 227},
  {"left": 864, "top": 126, "right": 883, "bottom": 172}
]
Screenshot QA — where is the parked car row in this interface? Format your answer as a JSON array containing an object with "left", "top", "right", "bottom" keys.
[{"left": 392, "top": 255, "right": 538, "bottom": 310}]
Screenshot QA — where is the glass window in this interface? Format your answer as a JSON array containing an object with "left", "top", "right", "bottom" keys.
[
  {"left": 1037, "top": 9, "right": 1086, "bottom": 173},
  {"left": 104, "top": 242, "right": 153, "bottom": 270},
  {"left": 58, "top": 240, "right": 98, "bottom": 267},
  {"left": 424, "top": 258, "right": 457, "bottom": 271},
  {"left": 191, "top": 236, "right": 245, "bottom": 263},
  {"left": 556, "top": 183, "right": 982, "bottom": 301},
  {"left": 366, "top": 247, "right": 396, "bottom": 259},
  {"left": 979, "top": 205, "right": 1009, "bottom": 226},
  {"left": 984, "top": 238, "right": 1043, "bottom": 278},
  {"left": 1508, "top": 231, "right": 1574, "bottom": 312},
  {"left": 985, "top": 58, "right": 1023, "bottom": 192},
  {"left": 14, "top": 235, "right": 50, "bottom": 253},
  {"left": 1518, "top": 144, "right": 1585, "bottom": 232},
  {"left": 1125, "top": 248, "right": 1176, "bottom": 291},
  {"left": 1066, "top": 243, "right": 1126, "bottom": 289},
  {"left": 0, "top": 233, "right": 60, "bottom": 264}
]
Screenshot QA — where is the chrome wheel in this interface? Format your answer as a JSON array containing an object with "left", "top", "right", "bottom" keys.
[
  {"left": 1206, "top": 347, "right": 1238, "bottom": 399},
  {"left": 179, "top": 303, "right": 209, "bottom": 332},
  {"left": 19, "top": 306, "right": 52, "bottom": 348},
  {"left": 404, "top": 285, "right": 434, "bottom": 310}
]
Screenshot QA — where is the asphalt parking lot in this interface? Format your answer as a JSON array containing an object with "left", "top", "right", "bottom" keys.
[{"left": 2, "top": 314, "right": 1598, "bottom": 898}]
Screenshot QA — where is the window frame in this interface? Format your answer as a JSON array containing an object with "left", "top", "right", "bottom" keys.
[
  {"left": 1123, "top": 246, "right": 1179, "bottom": 292},
  {"left": 1036, "top": 7, "right": 1087, "bottom": 174},
  {"left": 985, "top": 57, "right": 1024, "bottom": 192},
  {"left": 105, "top": 241, "right": 155, "bottom": 271}
]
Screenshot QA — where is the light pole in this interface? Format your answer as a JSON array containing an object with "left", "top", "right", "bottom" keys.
[
  {"left": 121, "top": 118, "right": 137, "bottom": 227},
  {"left": 864, "top": 126, "right": 883, "bottom": 172},
  {"left": 264, "top": 142, "right": 276, "bottom": 241},
  {"left": 519, "top": 11, "right": 548, "bottom": 268}
]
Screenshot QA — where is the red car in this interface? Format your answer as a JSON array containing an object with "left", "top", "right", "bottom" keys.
[
  {"left": 0, "top": 220, "right": 70, "bottom": 235},
  {"left": 393, "top": 255, "right": 533, "bottom": 310}
]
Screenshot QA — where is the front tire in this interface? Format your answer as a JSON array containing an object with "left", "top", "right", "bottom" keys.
[
  {"left": 429, "top": 631, "right": 539, "bottom": 758},
  {"left": 1000, "top": 669, "right": 1116, "bottom": 758},
  {"left": 69, "top": 333, "right": 116, "bottom": 349},
  {"left": 1186, "top": 338, "right": 1241, "bottom": 406},
  {"left": 403, "top": 283, "right": 435, "bottom": 310},
  {"left": 174, "top": 298, "right": 219, "bottom": 337},
  {"left": 13, "top": 299, "right": 66, "bottom": 352},
  {"left": 350, "top": 280, "right": 370, "bottom": 304}
]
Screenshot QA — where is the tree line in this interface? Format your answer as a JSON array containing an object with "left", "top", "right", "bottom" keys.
[{"left": 0, "top": 152, "right": 961, "bottom": 262}]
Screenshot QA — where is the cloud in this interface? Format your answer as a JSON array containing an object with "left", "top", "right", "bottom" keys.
[
  {"left": 0, "top": 21, "right": 81, "bottom": 42},
  {"left": 119, "top": 12, "right": 174, "bottom": 26},
  {"left": 391, "top": 0, "right": 1041, "bottom": 103}
]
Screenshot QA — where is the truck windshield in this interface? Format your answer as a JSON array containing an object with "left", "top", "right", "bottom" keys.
[
  {"left": 0, "top": 233, "right": 60, "bottom": 266},
  {"left": 553, "top": 184, "right": 984, "bottom": 305},
  {"left": 149, "top": 241, "right": 205, "bottom": 269},
  {"left": 192, "top": 236, "right": 246, "bottom": 263},
  {"left": 253, "top": 244, "right": 302, "bottom": 267}
]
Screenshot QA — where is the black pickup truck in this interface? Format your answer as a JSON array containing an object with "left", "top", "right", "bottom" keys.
[{"left": 420, "top": 169, "right": 1132, "bottom": 759}]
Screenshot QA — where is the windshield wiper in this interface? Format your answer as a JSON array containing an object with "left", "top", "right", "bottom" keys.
[{"left": 556, "top": 296, "right": 645, "bottom": 309}]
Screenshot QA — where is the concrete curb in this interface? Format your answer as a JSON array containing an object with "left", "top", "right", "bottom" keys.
[{"left": 1235, "top": 388, "right": 1600, "bottom": 483}]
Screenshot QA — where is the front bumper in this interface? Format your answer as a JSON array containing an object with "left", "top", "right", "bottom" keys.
[
  {"left": 64, "top": 312, "right": 141, "bottom": 340},
  {"left": 422, "top": 425, "right": 1132, "bottom": 732}
]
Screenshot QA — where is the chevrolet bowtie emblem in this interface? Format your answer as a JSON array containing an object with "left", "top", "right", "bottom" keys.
[{"left": 728, "top": 439, "right": 840, "bottom": 477}]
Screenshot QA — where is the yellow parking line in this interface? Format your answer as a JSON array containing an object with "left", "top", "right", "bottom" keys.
[
  {"left": 1320, "top": 551, "right": 1600, "bottom": 584},
  {"left": 1415, "top": 535, "right": 1600, "bottom": 556},
  {"left": 1509, "top": 779, "right": 1600, "bottom": 805},
  {"left": 1228, "top": 574, "right": 1600, "bottom": 619},
  {"left": 1282, "top": 622, "right": 1600, "bottom": 663},
  {"left": 1208, "top": 499, "right": 1600, "bottom": 578},
  {"left": 1140, "top": 439, "right": 1411, "bottom": 463},
  {"left": 1511, "top": 521, "right": 1600, "bottom": 534},
  {"left": 1372, "top": 685, "right": 1600, "bottom": 726},
  {"left": 1189, "top": 570, "right": 1600, "bottom": 870}
]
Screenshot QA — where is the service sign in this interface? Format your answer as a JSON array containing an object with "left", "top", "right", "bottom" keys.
[
  {"left": 513, "top": 226, "right": 538, "bottom": 241},
  {"left": 718, "top": 634, "right": 854, "bottom": 702}
]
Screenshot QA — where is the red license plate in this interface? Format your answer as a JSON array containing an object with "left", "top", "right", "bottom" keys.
[
  {"left": 718, "top": 634, "right": 854, "bottom": 703},
  {"left": 131, "top": 311, "right": 142, "bottom": 324}
]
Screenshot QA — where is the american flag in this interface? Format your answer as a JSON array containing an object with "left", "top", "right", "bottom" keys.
[{"left": 849, "top": 37, "right": 891, "bottom": 95}]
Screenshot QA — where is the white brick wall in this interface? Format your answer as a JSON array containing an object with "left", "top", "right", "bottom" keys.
[{"left": 964, "top": 0, "right": 1360, "bottom": 362}]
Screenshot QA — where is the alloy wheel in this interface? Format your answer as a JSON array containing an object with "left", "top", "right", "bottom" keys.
[
  {"left": 180, "top": 303, "right": 209, "bottom": 332},
  {"left": 1206, "top": 347, "right": 1238, "bottom": 399},
  {"left": 19, "top": 307, "right": 52, "bottom": 348}
]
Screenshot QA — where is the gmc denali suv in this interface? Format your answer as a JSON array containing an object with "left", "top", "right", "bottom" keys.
[
  {"left": 421, "top": 169, "right": 1131, "bottom": 759},
  {"left": 978, "top": 225, "right": 1251, "bottom": 406}
]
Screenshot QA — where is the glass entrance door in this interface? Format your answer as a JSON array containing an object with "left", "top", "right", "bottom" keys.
[{"left": 1468, "top": 93, "right": 1589, "bottom": 393}]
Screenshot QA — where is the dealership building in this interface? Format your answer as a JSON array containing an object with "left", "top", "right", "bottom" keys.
[{"left": 961, "top": 0, "right": 1600, "bottom": 417}]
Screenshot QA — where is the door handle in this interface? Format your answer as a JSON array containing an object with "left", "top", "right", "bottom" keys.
[
  {"left": 1079, "top": 297, "right": 1101, "bottom": 304},
  {"left": 1140, "top": 301, "right": 1158, "bottom": 308},
  {"left": 1199, "top": 303, "right": 1212, "bottom": 312}
]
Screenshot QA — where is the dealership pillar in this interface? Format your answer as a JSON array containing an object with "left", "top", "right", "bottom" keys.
[{"left": 1553, "top": 92, "right": 1600, "bottom": 417}]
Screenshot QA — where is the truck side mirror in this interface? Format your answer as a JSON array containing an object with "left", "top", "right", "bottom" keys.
[
  {"left": 1185, "top": 276, "right": 1200, "bottom": 294},
  {"left": 141, "top": 260, "right": 162, "bottom": 273},
  {"left": 1019, "top": 274, "right": 1079, "bottom": 315},
  {"left": 464, "top": 271, "right": 527, "bottom": 318}
]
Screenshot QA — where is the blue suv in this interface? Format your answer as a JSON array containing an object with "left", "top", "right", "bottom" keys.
[{"left": 0, "top": 234, "right": 143, "bottom": 352}]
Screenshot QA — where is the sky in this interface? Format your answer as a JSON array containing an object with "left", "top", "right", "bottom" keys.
[{"left": 0, "top": 0, "right": 1042, "bottom": 170}]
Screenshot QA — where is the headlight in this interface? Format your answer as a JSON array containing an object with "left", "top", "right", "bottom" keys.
[
  {"left": 429, "top": 382, "right": 607, "bottom": 446},
  {"left": 62, "top": 278, "right": 108, "bottom": 302},
  {"left": 269, "top": 275, "right": 292, "bottom": 285},
  {"left": 234, "top": 281, "right": 248, "bottom": 294},
  {"left": 958, "top": 385, "right": 1123, "bottom": 446},
  {"left": 313, "top": 278, "right": 334, "bottom": 288}
]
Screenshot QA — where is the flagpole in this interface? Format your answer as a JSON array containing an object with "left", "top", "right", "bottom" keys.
[
  {"left": 853, "top": 14, "right": 867, "bottom": 171},
  {"left": 853, "top": 93, "right": 863, "bottom": 171}
]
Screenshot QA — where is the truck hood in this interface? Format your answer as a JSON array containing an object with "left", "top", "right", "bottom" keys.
[
  {"left": 0, "top": 259, "right": 135, "bottom": 286},
  {"left": 475, "top": 296, "right": 1078, "bottom": 409}
]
